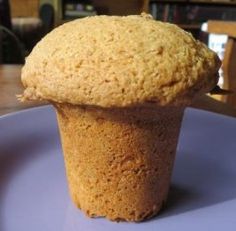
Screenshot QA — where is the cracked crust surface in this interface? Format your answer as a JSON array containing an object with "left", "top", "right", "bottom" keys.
[{"left": 21, "top": 14, "right": 220, "bottom": 107}]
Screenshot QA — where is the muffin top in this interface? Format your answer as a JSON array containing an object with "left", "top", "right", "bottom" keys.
[{"left": 20, "top": 13, "right": 220, "bottom": 107}]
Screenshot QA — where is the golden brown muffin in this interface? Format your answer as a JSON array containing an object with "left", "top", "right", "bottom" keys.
[
  {"left": 55, "top": 103, "right": 184, "bottom": 221},
  {"left": 20, "top": 13, "right": 220, "bottom": 107},
  {"left": 20, "top": 14, "right": 220, "bottom": 222}
]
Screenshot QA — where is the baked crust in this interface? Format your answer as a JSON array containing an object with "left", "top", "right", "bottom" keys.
[{"left": 21, "top": 14, "right": 220, "bottom": 107}]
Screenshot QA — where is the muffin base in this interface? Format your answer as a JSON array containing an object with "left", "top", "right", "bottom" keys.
[{"left": 55, "top": 103, "right": 184, "bottom": 222}]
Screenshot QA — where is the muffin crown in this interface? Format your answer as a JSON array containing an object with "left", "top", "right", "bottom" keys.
[{"left": 21, "top": 14, "right": 220, "bottom": 107}]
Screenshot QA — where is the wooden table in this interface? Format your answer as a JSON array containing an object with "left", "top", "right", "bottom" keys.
[
  {"left": 1, "top": 64, "right": 236, "bottom": 117},
  {"left": 0, "top": 65, "right": 46, "bottom": 116}
]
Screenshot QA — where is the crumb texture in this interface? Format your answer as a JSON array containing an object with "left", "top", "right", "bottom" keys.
[
  {"left": 21, "top": 14, "right": 220, "bottom": 107},
  {"left": 56, "top": 104, "right": 184, "bottom": 221}
]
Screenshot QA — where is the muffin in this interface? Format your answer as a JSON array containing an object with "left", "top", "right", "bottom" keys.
[{"left": 19, "top": 14, "right": 220, "bottom": 222}]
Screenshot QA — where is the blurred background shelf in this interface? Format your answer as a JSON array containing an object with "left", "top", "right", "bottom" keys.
[
  {"left": 178, "top": 24, "right": 202, "bottom": 29},
  {"left": 7, "top": 0, "right": 236, "bottom": 33}
]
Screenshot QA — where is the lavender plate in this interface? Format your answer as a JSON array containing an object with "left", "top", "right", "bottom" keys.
[{"left": 1, "top": 106, "right": 236, "bottom": 231}]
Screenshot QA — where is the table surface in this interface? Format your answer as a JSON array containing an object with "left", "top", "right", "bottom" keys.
[
  {"left": 0, "top": 65, "right": 45, "bottom": 116},
  {"left": 1, "top": 64, "right": 236, "bottom": 117}
]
